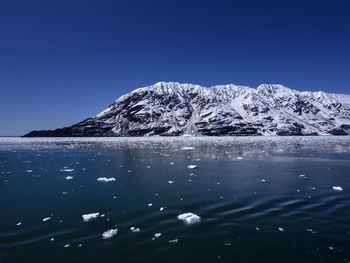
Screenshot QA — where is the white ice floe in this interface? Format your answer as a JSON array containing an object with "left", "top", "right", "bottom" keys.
[
  {"left": 160, "top": 207, "right": 164, "bottom": 211},
  {"left": 182, "top": 147, "right": 194, "bottom": 150},
  {"left": 65, "top": 176, "right": 73, "bottom": 180},
  {"left": 306, "top": 228, "right": 317, "bottom": 234},
  {"left": 278, "top": 227, "right": 284, "bottom": 232},
  {"left": 82, "top": 212, "right": 100, "bottom": 222},
  {"left": 148, "top": 203, "right": 153, "bottom": 207},
  {"left": 332, "top": 186, "right": 343, "bottom": 191},
  {"left": 64, "top": 244, "right": 70, "bottom": 248},
  {"left": 42, "top": 217, "right": 51, "bottom": 222},
  {"left": 261, "top": 179, "right": 266, "bottom": 182},
  {"left": 152, "top": 233, "right": 162, "bottom": 240},
  {"left": 168, "top": 180, "right": 174, "bottom": 184},
  {"left": 60, "top": 168, "right": 74, "bottom": 172},
  {"left": 177, "top": 212, "right": 201, "bottom": 225},
  {"left": 187, "top": 165, "right": 197, "bottom": 169},
  {"left": 50, "top": 237, "right": 55, "bottom": 242},
  {"left": 169, "top": 239, "right": 178, "bottom": 243},
  {"left": 102, "top": 228, "right": 118, "bottom": 239},
  {"left": 236, "top": 157, "right": 243, "bottom": 160},
  {"left": 130, "top": 227, "right": 140, "bottom": 233},
  {"left": 26, "top": 170, "right": 33, "bottom": 173},
  {"left": 97, "top": 177, "right": 116, "bottom": 182},
  {"left": 299, "top": 174, "right": 306, "bottom": 178},
  {"left": 16, "top": 222, "right": 22, "bottom": 226}
]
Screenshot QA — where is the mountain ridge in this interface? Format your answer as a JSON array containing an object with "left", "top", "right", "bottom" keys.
[{"left": 23, "top": 82, "right": 350, "bottom": 137}]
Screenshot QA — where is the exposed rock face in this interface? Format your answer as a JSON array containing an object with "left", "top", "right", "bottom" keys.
[{"left": 23, "top": 82, "right": 350, "bottom": 137}]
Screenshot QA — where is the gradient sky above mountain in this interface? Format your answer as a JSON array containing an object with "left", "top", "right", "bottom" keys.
[{"left": 0, "top": 0, "right": 349, "bottom": 136}]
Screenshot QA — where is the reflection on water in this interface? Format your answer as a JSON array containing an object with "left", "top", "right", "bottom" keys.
[{"left": 1, "top": 137, "right": 349, "bottom": 263}]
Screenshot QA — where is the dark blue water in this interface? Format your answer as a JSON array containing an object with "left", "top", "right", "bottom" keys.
[{"left": 1, "top": 137, "right": 350, "bottom": 263}]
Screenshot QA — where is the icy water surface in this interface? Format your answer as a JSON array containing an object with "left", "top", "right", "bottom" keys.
[{"left": 1, "top": 136, "right": 350, "bottom": 263}]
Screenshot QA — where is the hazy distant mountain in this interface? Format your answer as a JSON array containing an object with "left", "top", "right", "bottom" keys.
[{"left": 24, "top": 82, "right": 350, "bottom": 137}]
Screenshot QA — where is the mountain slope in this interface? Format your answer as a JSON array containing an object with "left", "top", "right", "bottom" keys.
[{"left": 24, "top": 82, "right": 350, "bottom": 137}]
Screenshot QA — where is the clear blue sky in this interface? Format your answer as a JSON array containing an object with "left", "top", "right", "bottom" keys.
[{"left": 0, "top": 0, "right": 349, "bottom": 136}]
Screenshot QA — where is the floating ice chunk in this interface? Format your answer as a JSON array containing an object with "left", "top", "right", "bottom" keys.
[
  {"left": 148, "top": 203, "right": 153, "bottom": 207},
  {"left": 255, "top": 227, "right": 260, "bottom": 231},
  {"left": 82, "top": 212, "right": 100, "bottom": 222},
  {"left": 16, "top": 222, "right": 22, "bottom": 226},
  {"left": 332, "top": 186, "right": 343, "bottom": 191},
  {"left": 130, "top": 227, "right": 140, "bottom": 233},
  {"left": 170, "top": 162, "right": 174, "bottom": 165},
  {"left": 299, "top": 174, "right": 306, "bottom": 178},
  {"left": 177, "top": 212, "right": 201, "bottom": 225},
  {"left": 50, "top": 237, "right": 55, "bottom": 241},
  {"left": 168, "top": 180, "right": 174, "bottom": 184},
  {"left": 147, "top": 166, "right": 151, "bottom": 169},
  {"left": 182, "top": 147, "right": 194, "bottom": 150},
  {"left": 236, "top": 157, "right": 243, "bottom": 160},
  {"left": 187, "top": 165, "right": 197, "bottom": 169},
  {"left": 61, "top": 168, "right": 74, "bottom": 172},
  {"left": 97, "top": 177, "right": 116, "bottom": 182},
  {"left": 152, "top": 233, "right": 161, "bottom": 240},
  {"left": 64, "top": 244, "right": 70, "bottom": 248},
  {"left": 224, "top": 242, "right": 231, "bottom": 246},
  {"left": 26, "top": 170, "right": 33, "bottom": 173},
  {"left": 328, "top": 246, "right": 334, "bottom": 251},
  {"left": 160, "top": 207, "right": 164, "bottom": 211},
  {"left": 261, "top": 179, "right": 266, "bottom": 182},
  {"left": 65, "top": 176, "right": 73, "bottom": 180},
  {"left": 169, "top": 239, "right": 178, "bottom": 243},
  {"left": 42, "top": 217, "right": 51, "bottom": 222},
  {"left": 306, "top": 228, "right": 317, "bottom": 234},
  {"left": 278, "top": 227, "right": 284, "bottom": 232},
  {"left": 102, "top": 228, "right": 118, "bottom": 239},
  {"left": 78, "top": 244, "right": 82, "bottom": 247}
]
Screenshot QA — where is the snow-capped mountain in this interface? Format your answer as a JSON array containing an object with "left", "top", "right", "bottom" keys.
[{"left": 24, "top": 82, "right": 350, "bottom": 137}]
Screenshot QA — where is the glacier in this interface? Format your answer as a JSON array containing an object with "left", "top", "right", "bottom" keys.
[{"left": 23, "top": 82, "right": 350, "bottom": 137}]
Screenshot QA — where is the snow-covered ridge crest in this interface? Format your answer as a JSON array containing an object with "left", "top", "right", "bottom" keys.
[{"left": 24, "top": 82, "right": 350, "bottom": 137}]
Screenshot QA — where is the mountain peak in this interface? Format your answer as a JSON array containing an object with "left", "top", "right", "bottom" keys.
[{"left": 23, "top": 82, "right": 350, "bottom": 137}]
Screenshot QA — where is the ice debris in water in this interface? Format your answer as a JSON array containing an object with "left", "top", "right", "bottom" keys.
[
  {"left": 177, "top": 212, "right": 201, "bottom": 225},
  {"left": 187, "top": 165, "right": 197, "bottom": 169},
  {"left": 42, "top": 217, "right": 51, "bottom": 222},
  {"left": 169, "top": 239, "right": 178, "bottom": 243},
  {"left": 65, "top": 176, "right": 73, "bottom": 180},
  {"left": 50, "top": 237, "right": 55, "bottom": 242},
  {"left": 64, "top": 244, "right": 70, "bottom": 248},
  {"left": 130, "top": 227, "right": 140, "bottom": 233},
  {"left": 16, "top": 222, "right": 22, "bottom": 226},
  {"left": 82, "top": 212, "right": 100, "bottom": 222},
  {"left": 60, "top": 168, "right": 74, "bottom": 172},
  {"left": 97, "top": 177, "right": 116, "bottom": 182},
  {"left": 152, "top": 233, "right": 162, "bottom": 240},
  {"left": 26, "top": 170, "right": 33, "bottom": 173},
  {"left": 278, "top": 227, "right": 284, "bottom": 232},
  {"left": 332, "top": 186, "right": 343, "bottom": 191},
  {"left": 102, "top": 228, "right": 118, "bottom": 239},
  {"left": 168, "top": 180, "right": 174, "bottom": 184},
  {"left": 160, "top": 207, "right": 164, "bottom": 211},
  {"left": 148, "top": 203, "right": 152, "bottom": 207},
  {"left": 182, "top": 147, "right": 194, "bottom": 150}
]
